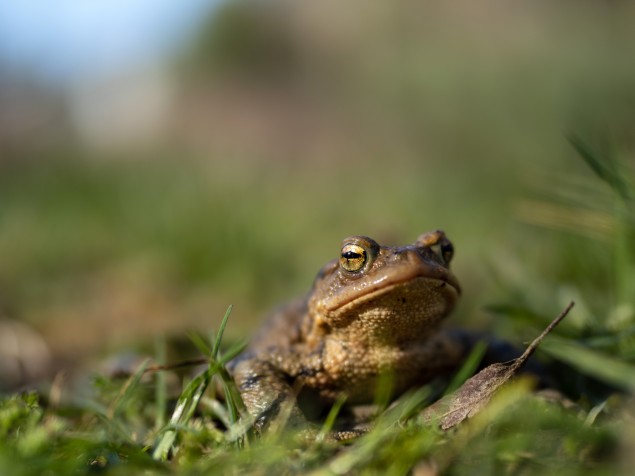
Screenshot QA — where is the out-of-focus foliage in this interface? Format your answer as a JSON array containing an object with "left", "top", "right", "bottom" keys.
[
  {"left": 2, "top": 1, "right": 635, "bottom": 473},
  {"left": 0, "top": 322, "right": 629, "bottom": 476},
  {"left": 1, "top": 0, "right": 635, "bottom": 387},
  {"left": 186, "top": 1, "right": 299, "bottom": 80},
  {"left": 180, "top": 1, "right": 635, "bottom": 166}
]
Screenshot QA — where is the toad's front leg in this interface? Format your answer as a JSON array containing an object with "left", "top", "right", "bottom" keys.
[{"left": 230, "top": 352, "right": 311, "bottom": 433}]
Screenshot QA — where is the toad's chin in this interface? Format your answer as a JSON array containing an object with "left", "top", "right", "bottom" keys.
[
  {"left": 319, "top": 275, "right": 460, "bottom": 327},
  {"left": 321, "top": 268, "right": 460, "bottom": 314}
]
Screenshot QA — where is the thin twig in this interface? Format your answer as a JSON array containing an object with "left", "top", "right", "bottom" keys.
[
  {"left": 144, "top": 357, "right": 211, "bottom": 373},
  {"left": 517, "top": 301, "right": 575, "bottom": 364}
]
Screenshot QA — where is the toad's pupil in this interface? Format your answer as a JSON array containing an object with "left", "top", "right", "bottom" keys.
[
  {"left": 441, "top": 243, "right": 454, "bottom": 262},
  {"left": 343, "top": 251, "right": 363, "bottom": 259}
]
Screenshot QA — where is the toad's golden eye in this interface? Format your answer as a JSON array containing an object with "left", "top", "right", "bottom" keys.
[{"left": 340, "top": 243, "right": 367, "bottom": 272}]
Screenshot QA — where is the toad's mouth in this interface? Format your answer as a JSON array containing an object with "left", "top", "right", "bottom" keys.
[{"left": 323, "top": 269, "right": 461, "bottom": 313}]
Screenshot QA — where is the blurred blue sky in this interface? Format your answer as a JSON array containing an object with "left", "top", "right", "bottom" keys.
[{"left": 0, "top": 0, "right": 219, "bottom": 84}]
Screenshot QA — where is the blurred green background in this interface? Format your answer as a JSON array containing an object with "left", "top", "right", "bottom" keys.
[{"left": 2, "top": 0, "right": 635, "bottom": 387}]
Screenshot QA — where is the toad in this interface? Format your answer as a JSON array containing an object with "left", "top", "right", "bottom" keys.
[{"left": 231, "top": 231, "right": 474, "bottom": 434}]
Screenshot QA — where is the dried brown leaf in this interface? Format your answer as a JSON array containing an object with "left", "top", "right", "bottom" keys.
[{"left": 422, "top": 301, "right": 574, "bottom": 430}]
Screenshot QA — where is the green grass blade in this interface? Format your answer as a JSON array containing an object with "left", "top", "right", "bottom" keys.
[
  {"left": 152, "top": 365, "right": 216, "bottom": 460},
  {"left": 109, "top": 359, "right": 150, "bottom": 419},
  {"left": 444, "top": 340, "right": 488, "bottom": 396},
  {"left": 152, "top": 304, "right": 240, "bottom": 460},
  {"left": 317, "top": 394, "right": 347, "bottom": 441},
  {"left": 187, "top": 331, "right": 213, "bottom": 357},
  {"left": 154, "top": 337, "right": 167, "bottom": 431},
  {"left": 541, "top": 335, "right": 635, "bottom": 391},
  {"left": 218, "top": 339, "right": 248, "bottom": 366},
  {"left": 213, "top": 304, "right": 233, "bottom": 358},
  {"left": 568, "top": 133, "right": 630, "bottom": 200},
  {"left": 372, "top": 372, "right": 395, "bottom": 412},
  {"left": 218, "top": 365, "right": 248, "bottom": 419}
]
